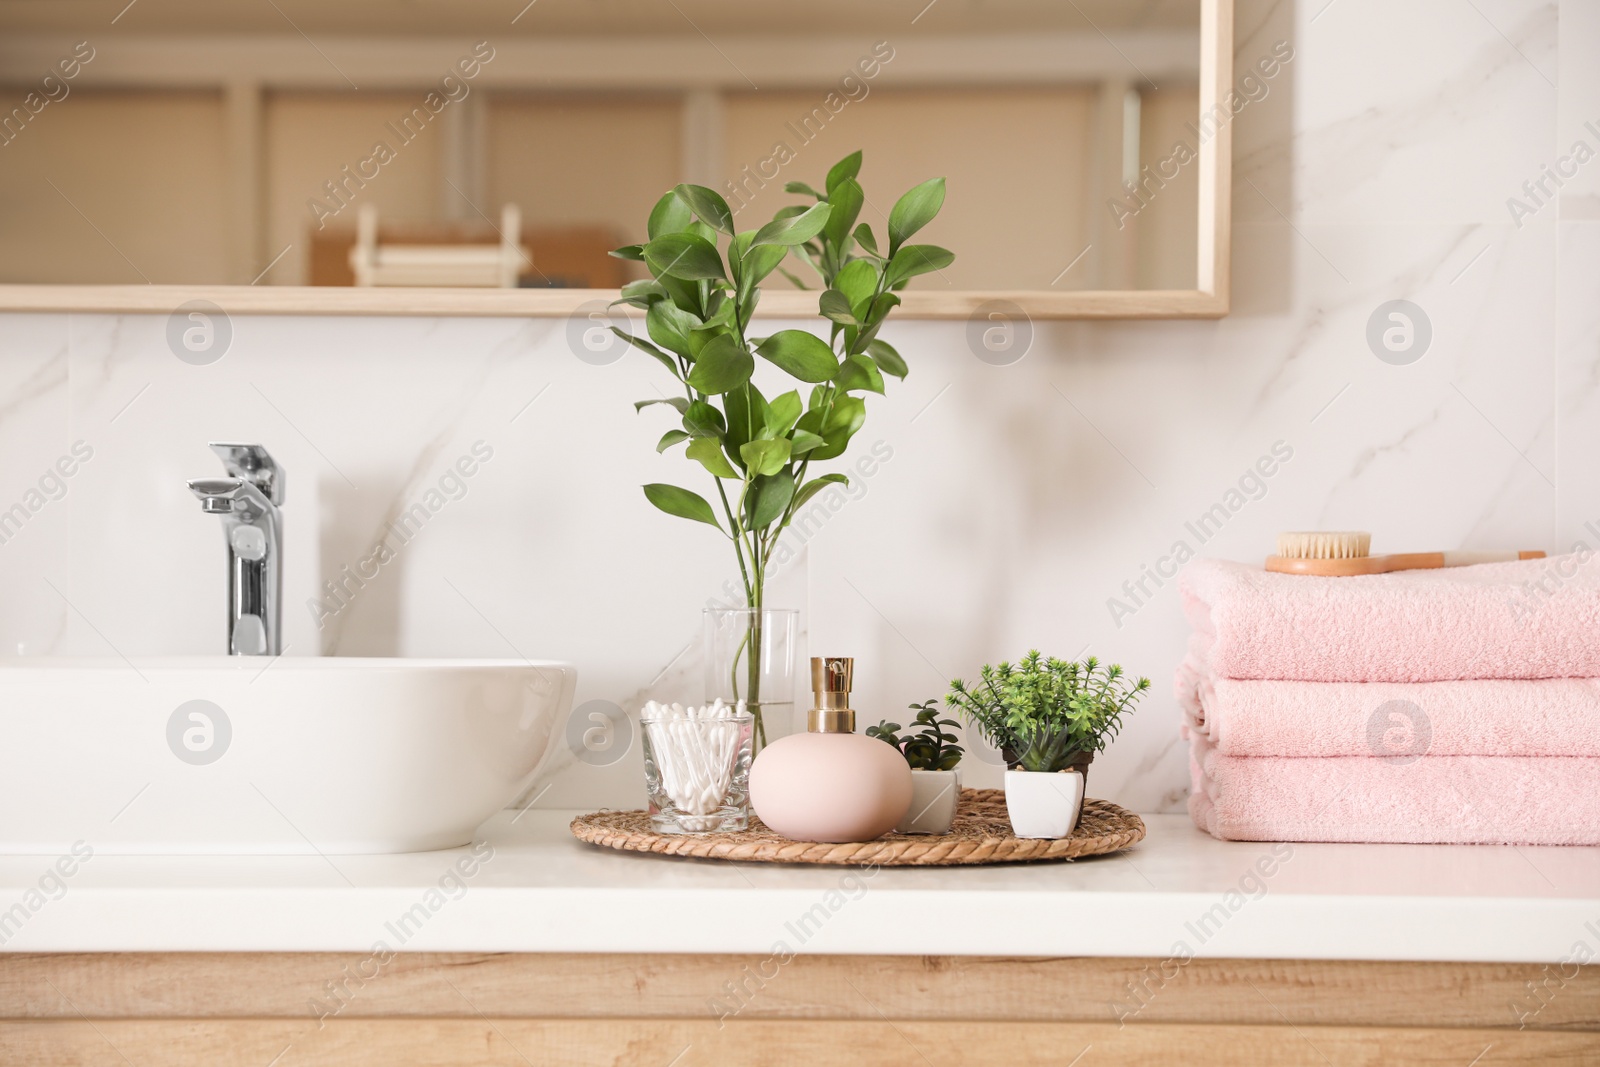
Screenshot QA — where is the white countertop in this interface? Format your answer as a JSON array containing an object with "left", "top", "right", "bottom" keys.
[{"left": 2, "top": 812, "right": 1595, "bottom": 963}]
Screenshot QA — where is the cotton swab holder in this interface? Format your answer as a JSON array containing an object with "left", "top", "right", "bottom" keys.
[{"left": 640, "top": 700, "right": 755, "bottom": 834}]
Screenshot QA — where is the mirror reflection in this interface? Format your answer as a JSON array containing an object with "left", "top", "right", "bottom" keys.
[{"left": 0, "top": 1, "right": 1207, "bottom": 291}]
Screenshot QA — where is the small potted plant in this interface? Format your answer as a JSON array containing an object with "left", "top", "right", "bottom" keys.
[
  {"left": 947, "top": 652, "right": 1149, "bottom": 839},
  {"left": 868, "top": 699, "right": 964, "bottom": 834}
]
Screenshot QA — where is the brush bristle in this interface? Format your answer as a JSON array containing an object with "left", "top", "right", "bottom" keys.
[{"left": 1276, "top": 531, "right": 1372, "bottom": 560}]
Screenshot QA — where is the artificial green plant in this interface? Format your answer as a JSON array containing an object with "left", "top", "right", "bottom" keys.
[
  {"left": 945, "top": 652, "right": 1151, "bottom": 773},
  {"left": 867, "top": 699, "right": 964, "bottom": 771},
  {"left": 611, "top": 151, "right": 952, "bottom": 746}
]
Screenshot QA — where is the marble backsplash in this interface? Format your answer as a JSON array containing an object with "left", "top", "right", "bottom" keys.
[{"left": 0, "top": 0, "right": 1593, "bottom": 814}]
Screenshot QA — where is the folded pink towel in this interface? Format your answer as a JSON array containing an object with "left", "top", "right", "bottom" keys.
[
  {"left": 1180, "top": 554, "right": 1600, "bottom": 682},
  {"left": 1176, "top": 655, "right": 1600, "bottom": 757},
  {"left": 1186, "top": 732, "right": 1600, "bottom": 845}
]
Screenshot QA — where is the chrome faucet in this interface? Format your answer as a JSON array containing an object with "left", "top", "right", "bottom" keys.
[{"left": 188, "top": 444, "right": 284, "bottom": 656}]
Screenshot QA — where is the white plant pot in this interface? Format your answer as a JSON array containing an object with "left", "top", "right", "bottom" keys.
[
  {"left": 1004, "top": 769, "right": 1084, "bottom": 839},
  {"left": 896, "top": 769, "right": 960, "bottom": 835}
]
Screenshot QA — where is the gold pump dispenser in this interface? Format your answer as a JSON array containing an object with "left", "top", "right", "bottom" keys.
[
  {"left": 808, "top": 656, "right": 856, "bottom": 733},
  {"left": 749, "top": 654, "right": 915, "bottom": 843}
]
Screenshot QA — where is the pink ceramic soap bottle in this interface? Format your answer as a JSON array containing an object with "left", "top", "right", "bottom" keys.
[{"left": 749, "top": 657, "right": 913, "bottom": 842}]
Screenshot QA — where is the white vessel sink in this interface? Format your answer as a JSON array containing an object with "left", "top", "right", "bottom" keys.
[{"left": 0, "top": 657, "right": 575, "bottom": 855}]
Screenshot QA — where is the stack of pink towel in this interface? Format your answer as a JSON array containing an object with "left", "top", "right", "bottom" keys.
[{"left": 1177, "top": 555, "right": 1600, "bottom": 845}]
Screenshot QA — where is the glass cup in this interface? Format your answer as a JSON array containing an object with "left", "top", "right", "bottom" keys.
[{"left": 641, "top": 711, "right": 755, "bottom": 833}]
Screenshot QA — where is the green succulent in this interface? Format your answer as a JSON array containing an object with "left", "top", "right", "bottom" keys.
[
  {"left": 946, "top": 652, "right": 1150, "bottom": 773},
  {"left": 869, "top": 699, "right": 963, "bottom": 771}
]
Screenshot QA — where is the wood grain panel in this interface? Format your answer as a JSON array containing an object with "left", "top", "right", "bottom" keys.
[
  {"left": 0, "top": 284, "right": 1229, "bottom": 318},
  {"left": 1, "top": 1018, "right": 1594, "bottom": 1067},
  {"left": 3, "top": 954, "right": 1595, "bottom": 1032}
]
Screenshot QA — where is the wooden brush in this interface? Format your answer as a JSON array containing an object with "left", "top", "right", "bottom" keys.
[{"left": 1266, "top": 531, "right": 1545, "bottom": 576}]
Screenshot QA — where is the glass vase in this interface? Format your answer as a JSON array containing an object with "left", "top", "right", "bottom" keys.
[{"left": 702, "top": 607, "right": 799, "bottom": 750}]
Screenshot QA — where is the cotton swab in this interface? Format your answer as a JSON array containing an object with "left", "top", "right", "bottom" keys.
[{"left": 643, "top": 700, "right": 747, "bottom": 830}]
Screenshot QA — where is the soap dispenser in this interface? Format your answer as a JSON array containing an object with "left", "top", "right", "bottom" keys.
[{"left": 748, "top": 657, "right": 913, "bottom": 843}]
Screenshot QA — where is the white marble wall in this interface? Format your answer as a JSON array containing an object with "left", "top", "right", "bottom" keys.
[{"left": 0, "top": 0, "right": 1591, "bottom": 814}]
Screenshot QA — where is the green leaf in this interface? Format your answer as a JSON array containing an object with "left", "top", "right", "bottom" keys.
[
  {"left": 723, "top": 382, "right": 769, "bottom": 455},
  {"left": 635, "top": 397, "right": 689, "bottom": 414},
  {"left": 656, "top": 429, "right": 691, "bottom": 452},
  {"left": 789, "top": 428, "right": 827, "bottom": 455},
  {"left": 674, "top": 184, "right": 735, "bottom": 234},
  {"left": 613, "top": 278, "right": 665, "bottom": 308},
  {"left": 726, "top": 232, "right": 753, "bottom": 289},
  {"left": 683, "top": 400, "right": 725, "bottom": 437},
  {"left": 686, "top": 333, "right": 754, "bottom": 394},
  {"left": 793, "top": 472, "right": 849, "bottom": 510},
  {"left": 610, "top": 244, "right": 645, "bottom": 261},
  {"left": 755, "top": 330, "right": 840, "bottom": 382},
  {"left": 834, "top": 353, "right": 885, "bottom": 394},
  {"left": 739, "top": 243, "right": 790, "bottom": 290},
  {"left": 852, "top": 224, "right": 879, "bottom": 256},
  {"left": 646, "top": 300, "right": 701, "bottom": 356},
  {"left": 795, "top": 395, "right": 867, "bottom": 460},
  {"left": 609, "top": 328, "right": 679, "bottom": 377},
  {"left": 887, "top": 177, "right": 946, "bottom": 252},
  {"left": 826, "top": 150, "right": 863, "bottom": 194},
  {"left": 642, "top": 483, "right": 722, "bottom": 531},
  {"left": 739, "top": 438, "right": 792, "bottom": 477},
  {"left": 753, "top": 202, "right": 833, "bottom": 247},
  {"left": 822, "top": 178, "right": 864, "bottom": 248},
  {"left": 818, "top": 290, "right": 858, "bottom": 326},
  {"left": 745, "top": 473, "right": 795, "bottom": 530},
  {"left": 866, "top": 292, "right": 901, "bottom": 321},
  {"left": 686, "top": 324, "right": 726, "bottom": 359},
  {"left": 784, "top": 181, "right": 826, "bottom": 200},
  {"left": 647, "top": 191, "right": 693, "bottom": 239},
  {"left": 643, "top": 232, "right": 725, "bottom": 281},
  {"left": 885, "top": 244, "right": 954, "bottom": 287},
  {"left": 621, "top": 278, "right": 665, "bottom": 300},
  {"left": 765, "top": 391, "right": 803, "bottom": 437},
  {"left": 833, "top": 259, "right": 879, "bottom": 313},
  {"left": 656, "top": 273, "right": 705, "bottom": 317},
  {"left": 687, "top": 437, "right": 739, "bottom": 478},
  {"left": 701, "top": 293, "right": 735, "bottom": 330},
  {"left": 867, "top": 339, "right": 908, "bottom": 379}
]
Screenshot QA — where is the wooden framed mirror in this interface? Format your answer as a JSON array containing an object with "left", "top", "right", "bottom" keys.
[{"left": 0, "top": 0, "right": 1233, "bottom": 318}]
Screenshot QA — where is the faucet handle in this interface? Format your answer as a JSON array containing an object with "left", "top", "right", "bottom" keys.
[{"left": 209, "top": 443, "right": 284, "bottom": 505}]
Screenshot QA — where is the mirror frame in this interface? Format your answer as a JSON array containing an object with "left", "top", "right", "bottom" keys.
[{"left": 0, "top": 0, "right": 1229, "bottom": 320}]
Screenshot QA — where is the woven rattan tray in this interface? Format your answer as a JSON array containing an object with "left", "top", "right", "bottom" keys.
[{"left": 569, "top": 788, "right": 1144, "bottom": 866}]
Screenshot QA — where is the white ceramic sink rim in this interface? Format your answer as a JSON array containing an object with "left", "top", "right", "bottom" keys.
[
  {"left": 0, "top": 656, "right": 567, "bottom": 670},
  {"left": 0, "top": 655, "right": 576, "bottom": 856}
]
